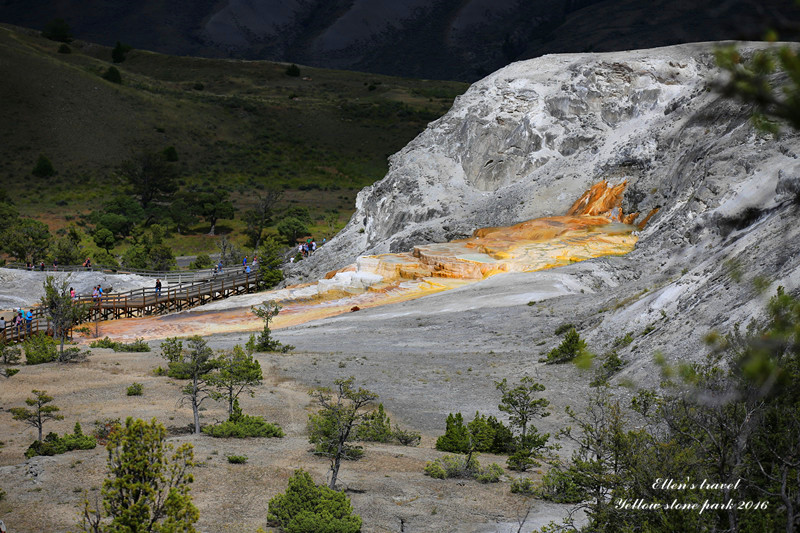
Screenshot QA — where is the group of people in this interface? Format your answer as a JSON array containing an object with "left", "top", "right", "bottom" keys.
[
  {"left": 1, "top": 308, "right": 34, "bottom": 339},
  {"left": 92, "top": 285, "right": 104, "bottom": 303}
]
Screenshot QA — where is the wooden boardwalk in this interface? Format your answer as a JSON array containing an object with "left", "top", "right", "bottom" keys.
[{"left": 1, "top": 270, "right": 260, "bottom": 344}]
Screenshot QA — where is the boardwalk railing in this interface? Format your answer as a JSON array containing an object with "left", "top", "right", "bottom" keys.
[
  {"left": 1, "top": 269, "right": 261, "bottom": 344},
  {"left": 4, "top": 263, "right": 224, "bottom": 284}
]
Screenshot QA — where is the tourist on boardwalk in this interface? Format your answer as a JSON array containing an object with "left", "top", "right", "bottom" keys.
[
  {"left": 155, "top": 279, "right": 162, "bottom": 297},
  {"left": 98, "top": 285, "right": 104, "bottom": 303},
  {"left": 0, "top": 316, "right": 5, "bottom": 343},
  {"left": 245, "top": 264, "right": 251, "bottom": 275},
  {"left": 70, "top": 287, "right": 76, "bottom": 299},
  {"left": 92, "top": 286, "right": 99, "bottom": 303},
  {"left": 243, "top": 255, "right": 248, "bottom": 268},
  {"left": 25, "top": 309, "right": 32, "bottom": 335},
  {"left": 14, "top": 312, "right": 22, "bottom": 338},
  {"left": 83, "top": 257, "right": 92, "bottom": 270},
  {"left": 218, "top": 261, "right": 223, "bottom": 274}
]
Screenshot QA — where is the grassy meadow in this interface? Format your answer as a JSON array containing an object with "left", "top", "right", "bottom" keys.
[{"left": 0, "top": 23, "right": 467, "bottom": 257}]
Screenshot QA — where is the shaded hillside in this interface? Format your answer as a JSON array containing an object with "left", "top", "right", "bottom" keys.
[
  {"left": 0, "top": 24, "right": 466, "bottom": 234},
  {"left": 1, "top": 0, "right": 799, "bottom": 81}
]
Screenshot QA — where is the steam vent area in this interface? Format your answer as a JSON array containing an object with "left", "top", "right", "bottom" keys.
[{"left": 96, "top": 180, "right": 658, "bottom": 341}]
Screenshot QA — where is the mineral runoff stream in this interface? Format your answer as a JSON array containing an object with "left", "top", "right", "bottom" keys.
[{"left": 96, "top": 181, "right": 659, "bottom": 341}]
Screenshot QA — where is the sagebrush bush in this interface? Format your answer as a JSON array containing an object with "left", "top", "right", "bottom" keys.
[
  {"left": 474, "top": 462, "right": 504, "bottom": 483},
  {"left": 24, "top": 333, "right": 58, "bottom": 365},
  {"left": 1, "top": 343, "right": 22, "bottom": 364},
  {"left": 267, "top": 469, "right": 361, "bottom": 533},
  {"left": 203, "top": 403, "right": 284, "bottom": 438},
  {"left": 127, "top": 382, "right": 143, "bottom": 396},
  {"left": 423, "top": 454, "right": 501, "bottom": 483},
  {"left": 510, "top": 477, "right": 536, "bottom": 495},
  {"left": 227, "top": 454, "right": 248, "bottom": 464},
  {"left": 393, "top": 425, "right": 421, "bottom": 446},
  {"left": 90, "top": 337, "right": 118, "bottom": 349},
  {"left": 535, "top": 467, "right": 586, "bottom": 503}
]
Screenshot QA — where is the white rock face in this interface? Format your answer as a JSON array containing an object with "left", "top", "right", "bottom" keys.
[
  {"left": 282, "top": 41, "right": 800, "bottom": 376},
  {"left": 287, "top": 41, "right": 799, "bottom": 281}
]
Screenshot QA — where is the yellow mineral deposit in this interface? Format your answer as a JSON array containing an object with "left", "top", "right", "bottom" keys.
[{"left": 91, "top": 181, "right": 658, "bottom": 342}]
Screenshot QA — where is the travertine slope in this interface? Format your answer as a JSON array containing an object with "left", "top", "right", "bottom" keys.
[{"left": 283, "top": 41, "right": 800, "bottom": 375}]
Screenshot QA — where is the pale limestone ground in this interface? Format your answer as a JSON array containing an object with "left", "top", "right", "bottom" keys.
[{"left": 0, "top": 348, "right": 572, "bottom": 533}]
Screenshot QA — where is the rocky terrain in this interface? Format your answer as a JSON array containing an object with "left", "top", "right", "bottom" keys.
[
  {"left": 285, "top": 41, "right": 800, "bottom": 376},
  {"left": 3, "top": 41, "right": 800, "bottom": 532}
]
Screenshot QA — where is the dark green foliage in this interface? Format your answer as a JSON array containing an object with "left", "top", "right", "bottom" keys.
[
  {"left": 590, "top": 350, "right": 625, "bottom": 386},
  {"left": 534, "top": 466, "right": 586, "bottom": 504},
  {"left": 76, "top": 418, "right": 198, "bottom": 532},
  {"left": 24, "top": 333, "right": 58, "bottom": 365},
  {"left": 510, "top": 477, "right": 536, "bottom": 495},
  {"left": 267, "top": 469, "right": 361, "bottom": 533},
  {"left": 554, "top": 323, "right": 575, "bottom": 335},
  {"left": 495, "top": 377, "right": 552, "bottom": 471},
  {"left": 42, "top": 18, "right": 72, "bottom": 42},
  {"left": 2, "top": 218, "right": 52, "bottom": 263},
  {"left": 175, "top": 336, "right": 218, "bottom": 434},
  {"left": 226, "top": 455, "right": 247, "bottom": 464},
  {"left": 32, "top": 154, "right": 55, "bottom": 177},
  {"left": 25, "top": 427, "right": 96, "bottom": 458},
  {"left": 189, "top": 253, "right": 213, "bottom": 269},
  {"left": 277, "top": 216, "right": 310, "bottom": 244},
  {"left": 202, "top": 400, "right": 284, "bottom": 438},
  {"left": 121, "top": 152, "right": 178, "bottom": 209},
  {"left": 192, "top": 187, "right": 235, "bottom": 235},
  {"left": 423, "top": 454, "right": 502, "bottom": 483},
  {"left": 210, "top": 345, "right": 263, "bottom": 416},
  {"left": 285, "top": 64, "right": 301, "bottom": 77},
  {"left": 256, "top": 236, "right": 284, "bottom": 290},
  {"left": 162, "top": 146, "right": 178, "bottom": 161},
  {"left": 355, "top": 403, "right": 393, "bottom": 442},
  {"left": 41, "top": 275, "right": 89, "bottom": 356},
  {"left": 435, "top": 412, "right": 513, "bottom": 455},
  {"left": 435, "top": 412, "right": 469, "bottom": 453},
  {"left": 716, "top": 43, "right": 800, "bottom": 133},
  {"left": 90, "top": 337, "right": 150, "bottom": 352},
  {"left": 309, "top": 377, "right": 378, "bottom": 488},
  {"left": 58, "top": 43, "right": 71, "bottom": 54},
  {"left": 126, "top": 382, "right": 143, "bottom": 396},
  {"left": 393, "top": 425, "right": 421, "bottom": 447},
  {"left": 102, "top": 66, "right": 122, "bottom": 84},
  {"left": 1, "top": 343, "right": 22, "bottom": 364},
  {"left": 10, "top": 390, "right": 64, "bottom": 442},
  {"left": 251, "top": 301, "right": 294, "bottom": 352},
  {"left": 111, "top": 41, "right": 132, "bottom": 63},
  {"left": 543, "top": 327, "right": 587, "bottom": 364},
  {"left": 93, "top": 228, "right": 115, "bottom": 252}
]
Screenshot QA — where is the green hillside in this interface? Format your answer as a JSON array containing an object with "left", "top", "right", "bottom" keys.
[{"left": 0, "top": 24, "right": 467, "bottom": 258}]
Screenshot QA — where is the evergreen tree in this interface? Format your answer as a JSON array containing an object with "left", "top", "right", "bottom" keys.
[
  {"left": 10, "top": 390, "right": 64, "bottom": 442},
  {"left": 210, "top": 344, "right": 262, "bottom": 416},
  {"left": 77, "top": 418, "right": 198, "bottom": 532}
]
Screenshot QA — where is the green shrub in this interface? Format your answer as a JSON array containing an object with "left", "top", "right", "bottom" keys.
[
  {"left": 268, "top": 469, "right": 361, "bottom": 533},
  {"left": 423, "top": 454, "right": 480, "bottom": 479},
  {"left": 510, "top": 477, "right": 536, "bottom": 495},
  {"left": 227, "top": 454, "right": 248, "bottom": 464},
  {"left": 32, "top": 154, "right": 55, "bottom": 178},
  {"left": 57, "top": 347, "right": 89, "bottom": 363},
  {"left": 393, "top": 425, "right": 421, "bottom": 447},
  {"left": 554, "top": 323, "right": 575, "bottom": 335},
  {"left": 163, "top": 146, "right": 179, "bottom": 162},
  {"left": 435, "top": 412, "right": 513, "bottom": 454},
  {"left": 543, "top": 327, "right": 587, "bottom": 364},
  {"left": 24, "top": 333, "right": 58, "bottom": 365},
  {"left": 126, "top": 382, "right": 143, "bottom": 396},
  {"left": 24, "top": 423, "right": 96, "bottom": 458},
  {"left": 160, "top": 337, "right": 183, "bottom": 362},
  {"left": 57, "top": 43, "right": 71, "bottom": 54},
  {"left": 116, "top": 338, "right": 150, "bottom": 352},
  {"left": 506, "top": 431, "right": 551, "bottom": 472},
  {"left": 90, "top": 337, "right": 118, "bottom": 349},
  {"left": 89, "top": 337, "right": 150, "bottom": 352},
  {"left": 1, "top": 343, "right": 22, "bottom": 364},
  {"left": 102, "top": 66, "right": 122, "bottom": 84},
  {"left": 203, "top": 402, "right": 284, "bottom": 438},
  {"left": 474, "top": 462, "right": 504, "bottom": 483},
  {"left": 285, "top": 64, "right": 301, "bottom": 77},
  {"left": 189, "top": 253, "right": 212, "bottom": 269},
  {"left": 535, "top": 467, "right": 586, "bottom": 503},
  {"left": 307, "top": 410, "right": 363, "bottom": 460},
  {"left": 435, "top": 412, "right": 469, "bottom": 453},
  {"left": 356, "top": 403, "right": 393, "bottom": 442},
  {"left": 613, "top": 332, "right": 634, "bottom": 348}
]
